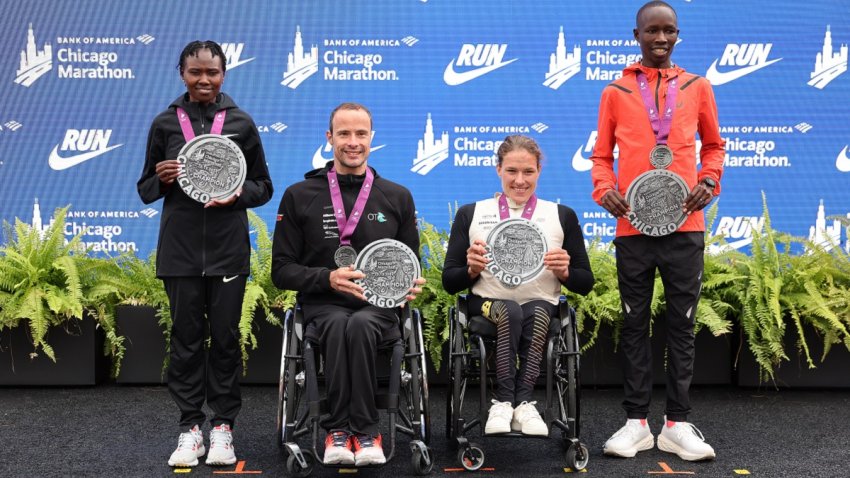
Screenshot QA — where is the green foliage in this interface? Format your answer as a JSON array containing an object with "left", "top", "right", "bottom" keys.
[
  {"left": 411, "top": 216, "right": 455, "bottom": 370},
  {"left": 239, "top": 211, "right": 296, "bottom": 373},
  {"left": 728, "top": 194, "right": 850, "bottom": 383},
  {"left": 0, "top": 207, "right": 87, "bottom": 361}
]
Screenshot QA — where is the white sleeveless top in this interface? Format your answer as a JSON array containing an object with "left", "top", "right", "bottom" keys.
[{"left": 468, "top": 194, "right": 563, "bottom": 305}]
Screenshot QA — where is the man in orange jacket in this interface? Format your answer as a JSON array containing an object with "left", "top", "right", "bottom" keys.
[{"left": 590, "top": 0, "right": 724, "bottom": 462}]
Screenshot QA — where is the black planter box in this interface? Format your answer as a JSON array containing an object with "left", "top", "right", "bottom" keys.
[
  {"left": 115, "top": 306, "right": 166, "bottom": 384},
  {"left": 0, "top": 313, "right": 107, "bottom": 386},
  {"left": 580, "top": 321, "right": 733, "bottom": 387},
  {"left": 736, "top": 324, "right": 850, "bottom": 388},
  {"left": 240, "top": 308, "right": 284, "bottom": 384}
]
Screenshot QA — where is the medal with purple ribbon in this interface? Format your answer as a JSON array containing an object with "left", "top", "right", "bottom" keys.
[{"left": 328, "top": 167, "right": 374, "bottom": 267}]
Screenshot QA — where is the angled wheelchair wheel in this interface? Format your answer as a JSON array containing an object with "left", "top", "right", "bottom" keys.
[
  {"left": 407, "top": 309, "right": 431, "bottom": 444},
  {"left": 565, "top": 441, "right": 589, "bottom": 471},
  {"left": 458, "top": 443, "right": 485, "bottom": 471},
  {"left": 285, "top": 453, "right": 313, "bottom": 477},
  {"left": 447, "top": 313, "right": 466, "bottom": 442},
  {"left": 277, "top": 309, "right": 301, "bottom": 447}
]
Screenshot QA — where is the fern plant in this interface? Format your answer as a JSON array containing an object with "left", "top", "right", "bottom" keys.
[
  {"left": 239, "top": 210, "right": 296, "bottom": 373},
  {"left": 0, "top": 207, "right": 89, "bottom": 361},
  {"left": 411, "top": 216, "right": 456, "bottom": 370},
  {"left": 102, "top": 251, "right": 171, "bottom": 377}
]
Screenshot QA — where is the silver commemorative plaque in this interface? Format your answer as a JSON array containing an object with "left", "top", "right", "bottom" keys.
[
  {"left": 177, "top": 134, "right": 246, "bottom": 203},
  {"left": 354, "top": 239, "right": 421, "bottom": 308},
  {"left": 484, "top": 218, "right": 548, "bottom": 289},
  {"left": 649, "top": 144, "right": 674, "bottom": 169},
  {"left": 334, "top": 245, "right": 358, "bottom": 268},
  {"left": 625, "top": 169, "right": 689, "bottom": 237}
]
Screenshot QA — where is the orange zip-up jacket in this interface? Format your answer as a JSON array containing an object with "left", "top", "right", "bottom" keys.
[{"left": 590, "top": 62, "right": 725, "bottom": 237}]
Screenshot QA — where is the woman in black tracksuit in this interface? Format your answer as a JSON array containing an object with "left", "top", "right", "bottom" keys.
[{"left": 137, "top": 40, "right": 273, "bottom": 468}]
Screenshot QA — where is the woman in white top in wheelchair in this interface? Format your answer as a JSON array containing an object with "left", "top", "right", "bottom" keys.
[{"left": 442, "top": 135, "right": 594, "bottom": 436}]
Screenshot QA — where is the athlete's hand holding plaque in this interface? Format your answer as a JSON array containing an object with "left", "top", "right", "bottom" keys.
[
  {"left": 353, "top": 239, "right": 422, "bottom": 308},
  {"left": 177, "top": 134, "right": 247, "bottom": 204},
  {"left": 484, "top": 218, "right": 547, "bottom": 289}
]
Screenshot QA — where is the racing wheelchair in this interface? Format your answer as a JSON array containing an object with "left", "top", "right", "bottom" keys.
[
  {"left": 445, "top": 294, "right": 589, "bottom": 471},
  {"left": 276, "top": 304, "right": 433, "bottom": 476}
]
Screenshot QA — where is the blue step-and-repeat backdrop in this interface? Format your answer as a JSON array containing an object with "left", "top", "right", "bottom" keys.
[{"left": 1, "top": 0, "right": 849, "bottom": 256}]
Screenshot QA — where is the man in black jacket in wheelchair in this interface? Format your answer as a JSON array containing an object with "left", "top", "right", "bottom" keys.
[{"left": 272, "top": 103, "right": 424, "bottom": 467}]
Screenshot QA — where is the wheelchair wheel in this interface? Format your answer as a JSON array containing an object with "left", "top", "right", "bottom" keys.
[
  {"left": 565, "top": 441, "right": 589, "bottom": 471},
  {"left": 446, "top": 316, "right": 465, "bottom": 441},
  {"left": 411, "top": 309, "right": 431, "bottom": 444},
  {"left": 410, "top": 442, "right": 434, "bottom": 475},
  {"left": 286, "top": 453, "right": 313, "bottom": 477},
  {"left": 277, "top": 311, "right": 300, "bottom": 446},
  {"left": 458, "top": 443, "right": 485, "bottom": 471}
]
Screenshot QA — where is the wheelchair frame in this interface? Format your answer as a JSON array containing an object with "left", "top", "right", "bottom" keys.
[
  {"left": 276, "top": 304, "right": 433, "bottom": 476},
  {"left": 445, "top": 295, "right": 589, "bottom": 471}
]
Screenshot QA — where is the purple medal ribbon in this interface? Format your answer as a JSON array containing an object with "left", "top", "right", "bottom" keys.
[
  {"left": 498, "top": 193, "right": 537, "bottom": 221},
  {"left": 327, "top": 167, "right": 374, "bottom": 247},
  {"left": 635, "top": 71, "right": 678, "bottom": 146},
  {"left": 176, "top": 107, "right": 226, "bottom": 141}
]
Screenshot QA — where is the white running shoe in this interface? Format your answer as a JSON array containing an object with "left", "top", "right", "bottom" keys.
[
  {"left": 511, "top": 401, "right": 548, "bottom": 436},
  {"left": 657, "top": 419, "right": 716, "bottom": 461},
  {"left": 484, "top": 400, "right": 513, "bottom": 434},
  {"left": 603, "top": 418, "right": 654, "bottom": 458},
  {"left": 206, "top": 423, "right": 237, "bottom": 465},
  {"left": 168, "top": 424, "right": 205, "bottom": 467}
]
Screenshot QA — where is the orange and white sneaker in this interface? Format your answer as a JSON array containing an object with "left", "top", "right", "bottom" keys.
[
  {"left": 323, "top": 430, "right": 355, "bottom": 465},
  {"left": 206, "top": 423, "right": 237, "bottom": 466},
  {"left": 352, "top": 433, "right": 386, "bottom": 466},
  {"left": 168, "top": 424, "right": 205, "bottom": 467}
]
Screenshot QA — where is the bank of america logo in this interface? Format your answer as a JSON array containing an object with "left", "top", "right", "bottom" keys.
[
  {"left": 270, "top": 122, "right": 287, "bottom": 133},
  {"left": 794, "top": 122, "right": 813, "bottom": 133},
  {"left": 444, "top": 44, "right": 518, "bottom": 86},
  {"left": 221, "top": 43, "right": 255, "bottom": 70},
  {"left": 543, "top": 27, "right": 581, "bottom": 90},
  {"left": 401, "top": 36, "right": 419, "bottom": 47},
  {"left": 2, "top": 121, "right": 23, "bottom": 132},
  {"left": 412, "top": 114, "right": 449, "bottom": 175},
  {"left": 140, "top": 207, "right": 158, "bottom": 218},
  {"left": 705, "top": 43, "right": 782, "bottom": 86},
  {"left": 530, "top": 122, "right": 548, "bottom": 133},
  {"left": 282, "top": 26, "right": 318, "bottom": 90},
  {"left": 15, "top": 23, "right": 52, "bottom": 87},
  {"left": 808, "top": 25, "right": 847, "bottom": 89},
  {"left": 136, "top": 34, "right": 155, "bottom": 45}
]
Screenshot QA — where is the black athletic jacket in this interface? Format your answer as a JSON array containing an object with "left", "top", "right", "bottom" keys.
[
  {"left": 138, "top": 92, "right": 273, "bottom": 277},
  {"left": 271, "top": 162, "right": 419, "bottom": 308}
]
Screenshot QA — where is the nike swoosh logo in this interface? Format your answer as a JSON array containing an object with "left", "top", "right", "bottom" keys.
[
  {"left": 228, "top": 57, "right": 255, "bottom": 70},
  {"left": 837, "top": 145, "right": 850, "bottom": 172},
  {"left": 571, "top": 145, "right": 593, "bottom": 172},
  {"left": 311, "top": 144, "right": 387, "bottom": 169},
  {"left": 705, "top": 57, "right": 782, "bottom": 85},
  {"left": 223, "top": 275, "right": 239, "bottom": 283},
  {"left": 48, "top": 144, "right": 123, "bottom": 170},
  {"left": 443, "top": 58, "right": 518, "bottom": 86}
]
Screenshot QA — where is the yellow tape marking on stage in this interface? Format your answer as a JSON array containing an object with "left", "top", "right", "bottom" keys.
[
  {"left": 212, "top": 460, "right": 262, "bottom": 474},
  {"left": 174, "top": 469, "right": 192, "bottom": 474},
  {"left": 338, "top": 469, "right": 358, "bottom": 474},
  {"left": 563, "top": 467, "right": 588, "bottom": 473},
  {"left": 647, "top": 461, "right": 695, "bottom": 475},
  {"left": 733, "top": 471, "right": 751, "bottom": 475}
]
